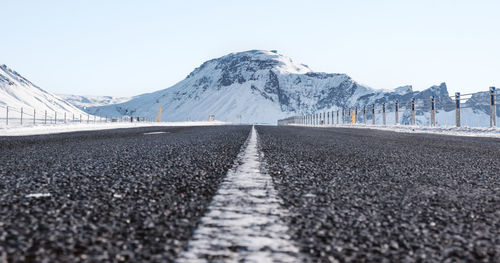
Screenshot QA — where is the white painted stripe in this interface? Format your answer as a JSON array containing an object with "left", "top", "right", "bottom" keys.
[
  {"left": 26, "top": 193, "right": 51, "bottom": 198},
  {"left": 143, "top": 131, "right": 168, "bottom": 135},
  {"left": 176, "top": 126, "right": 302, "bottom": 263}
]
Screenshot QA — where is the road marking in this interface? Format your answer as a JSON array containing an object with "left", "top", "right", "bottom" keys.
[
  {"left": 143, "top": 131, "right": 168, "bottom": 135},
  {"left": 26, "top": 193, "right": 51, "bottom": 198},
  {"left": 176, "top": 126, "right": 302, "bottom": 262}
]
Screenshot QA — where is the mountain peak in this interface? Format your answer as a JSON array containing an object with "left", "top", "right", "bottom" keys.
[{"left": 220, "top": 50, "right": 312, "bottom": 74}]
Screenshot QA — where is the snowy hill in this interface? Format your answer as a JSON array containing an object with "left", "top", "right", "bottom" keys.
[
  {"left": 88, "top": 50, "right": 376, "bottom": 123},
  {"left": 0, "top": 64, "right": 86, "bottom": 116},
  {"left": 58, "top": 94, "right": 132, "bottom": 110},
  {"left": 75, "top": 50, "right": 496, "bottom": 125}
]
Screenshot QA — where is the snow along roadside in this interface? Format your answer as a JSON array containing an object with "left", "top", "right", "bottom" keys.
[
  {"left": 0, "top": 121, "right": 227, "bottom": 136},
  {"left": 176, "top": 126, "right": 302, "bottom": 263},
  {"left": 293, "top": 124, "right": 500, "bottom": 139}
]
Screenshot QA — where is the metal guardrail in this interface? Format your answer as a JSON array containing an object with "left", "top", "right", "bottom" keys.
[
  {"left": 0, "top": 104, "right": 154, "bottom": 127},
  {"left": 279, "top": 87, "right": 498, "bottom": 128}
]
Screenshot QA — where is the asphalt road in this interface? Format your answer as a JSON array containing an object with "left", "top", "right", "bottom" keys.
[
  {"left": 257, "top": 126, "right": 500, "bottom": 262},
  {"left": 0, "top": 126, "right": 251, "bottom": 262},
  {"left": 0, "top": 125, "right": 499, "bottom": 262}
]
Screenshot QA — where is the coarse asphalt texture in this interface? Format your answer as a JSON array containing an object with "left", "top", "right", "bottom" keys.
[
  {"left": 256, "top": 126, "right": 500, "bottom": 263},
  {"left": 0, "top": 125, "right": 499, "bottom": 262},
  {"left": 0, "top": 125, "right": 251, "bottom": 262}
]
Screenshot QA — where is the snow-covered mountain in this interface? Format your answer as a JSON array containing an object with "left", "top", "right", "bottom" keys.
[
  {"left": 87, "top": 50, "right": 375, "bottom": 123},
  {"left": 0, "top": 64, "right": 86, "bottom": 116},
  {"left": 72, "top": 50, "right": 497, "bottom": 125},
  {"left": 57, "top": 94, "right": 132, "bottom": 110}
]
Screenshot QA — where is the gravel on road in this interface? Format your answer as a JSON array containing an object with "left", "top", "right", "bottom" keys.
[{"left": 256, "top": 126, "right": 500, "bottom": 263}]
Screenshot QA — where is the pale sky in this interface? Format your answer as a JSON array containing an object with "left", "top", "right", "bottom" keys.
[{"left": 1, "top": 0, "right": 499, "bottom": 97}]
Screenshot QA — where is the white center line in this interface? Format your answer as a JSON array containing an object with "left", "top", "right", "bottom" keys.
[
  {"left": 143, "top": 131, "right": 169, "bottom": 135},
  {"left": 176, "top": 126, "right": 302, "bottom": 263},
  {"left": 25, "top": 193, "right": 51, "bottom": 198}
]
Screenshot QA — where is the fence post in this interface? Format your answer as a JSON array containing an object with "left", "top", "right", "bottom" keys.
[
  {"left": 382, "top": 103, "right": 386, "bottom": 125},
  {"left": 430, "top": 96, "right": 436, "bottom": 127},
  {"left": 372, "top": 104, "right": 375, "bottom": 125},
  {"left": 355, "top": 107, "right": 358, "bottom": 124},
  {"left": 336, "top": 110, "right": 339, "bottom": 124},
  {"left": 411, "top": 98, "right": 416, "bottom": 125},
  {"left": 73, "top": 113, "right": 75, "bottom": 123},
  {"left": 64, "top": 112, "right": 66, "bottom": 123},
  {"left": 33, "top": 109, "right": 36, "bottom": 125},
  {"left": 363, "top": 106, "right": 366, "bottom": 124},
  {"left": 87, "top": 115, "right": 90, "bottom": 124},
  {"left": 395, "top": 100, "right": 399, "bottom": 125},
  {"left": 490, "top": 87, "right": 496, "bottom": 127},
  {"left": 55, "top": 112, "right": 57, "bottom": 124},
  {"left": 455, "top": 92, "right": 461, "bottom": 127},
  {"left": 21, "top": 107, "right": 23, "bottom": 125},
  {"left": 342, "top": 109, "right": 345, "bottom": 124},
  {"left": 80, "top": 114, "right": 82, "bottom": 123},
  {"left": 44, "top": 110, "right": 47, "bottom": 124}
]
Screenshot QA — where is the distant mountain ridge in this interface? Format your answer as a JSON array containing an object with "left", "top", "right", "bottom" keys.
[
  {"left": 87, "top": 50, "right": 463, "bottom": 124},
  {"left": 57, "top": 94, "right": 132, "bottom": 110}
]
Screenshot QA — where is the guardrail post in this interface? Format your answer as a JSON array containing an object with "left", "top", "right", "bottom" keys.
[
  {"left": 87, "top": 115, "right": 90, "bottom": 124},
  {"left": 363, "top": 106, "right": 366, "bottom": 124},
  {"left": 64, "top": 112, "right": 66, "bottom": 123},
  {"left": 55, "top": 111, "right": 57, "bottom": 124},
  {"left": 395, "top": 100, "right": 399, "bottom": 125},
  {"left": 455, "top": 92, "right": 461, "bottom": 127},
  {"left": 94, "top": 115, "right": 96, "bottom": 124},
  {"left": 45, "top": 110, "right": 47, "bottom": 124},
  {"left": 354, "top": 107, "right": 358, "bottom": 124},
  {"left": 6, "top": 106, "right": 8, "bottom": 126},
  {"left": 372, "top": 104, "right": 375, "bottom": 125},
  {"left": 21, "top": 107, "right": 23, "bottom": 125},
  {"left": 382, "top": 103, "right": 386, "bottom": 125},
  {"left": 430, "top": 96, "right": 436, "bottom": 127},
  {"left": 490, "top": 87, "right": 496, "bottom": 127},
  {"left": 411, "top": 98, "right": 416, "bottom": 125},
  {"left": 33, "top": 109, "right": 36, "bottom": 124}
]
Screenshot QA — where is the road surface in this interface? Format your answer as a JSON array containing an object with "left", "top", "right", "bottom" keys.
[{"left": 0, "top": 125, "right": 498, "bottom": 262}]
